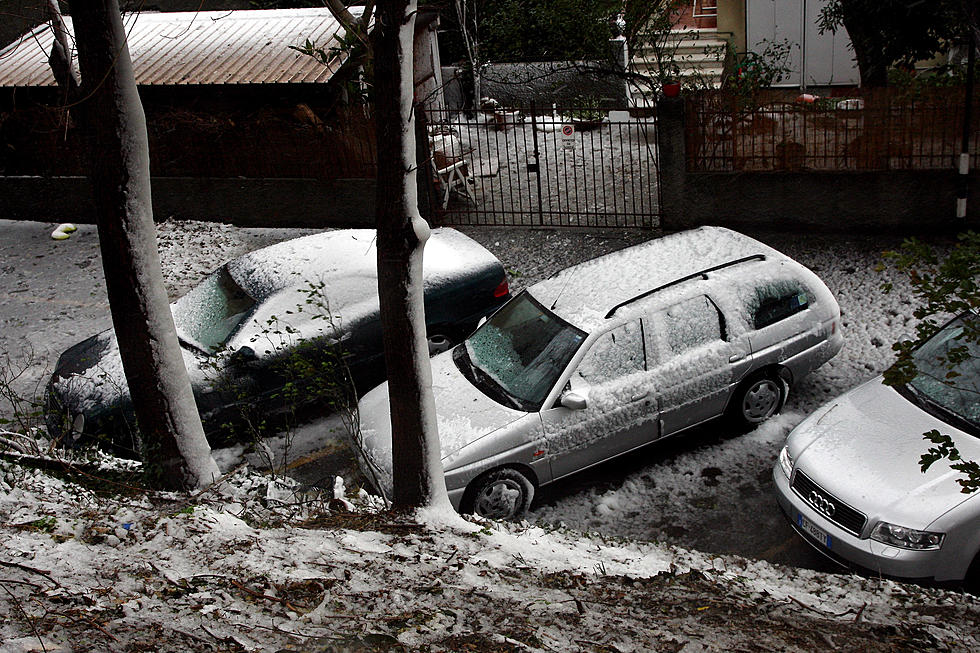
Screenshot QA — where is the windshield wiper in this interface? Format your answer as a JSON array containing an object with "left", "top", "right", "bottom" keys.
[
  {"left": 902, "top": 383, "right": 980, "bottom": 436},
  {"left": 898, "top": 383, "right": 929, "bottom": 410},
  {"left": 175, "top": 331, "right": 210, "bottom": 356}
]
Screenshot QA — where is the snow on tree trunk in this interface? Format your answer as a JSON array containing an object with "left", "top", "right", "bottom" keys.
[
  {"left": 69, "top": 0, "right": 219, "bottom": 490},
  {"left": 373, "top": 0, "right": 451, "bottom": 511}
]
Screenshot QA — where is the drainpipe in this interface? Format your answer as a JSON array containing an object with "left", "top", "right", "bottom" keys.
[
  {"left": 800, "top": 0, "right": 807, "bottom": 93},
  {"left": 958, "top": 30, "right": 976, "bottom": 219}
]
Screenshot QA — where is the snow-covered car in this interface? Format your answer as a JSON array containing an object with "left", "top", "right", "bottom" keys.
[
  {"left": 774, "top": 312, "right": 980, "bottom": 584},
  {"left": 46, "top": 228, "right": 510, "bottom": 455},
  {"left": 356, "top": 226, "right": 843, "bottom": 519}
]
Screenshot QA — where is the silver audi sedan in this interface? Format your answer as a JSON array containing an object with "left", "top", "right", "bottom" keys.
[
  {"left": 774, "top": 312, "right": 980, "bottom": 584},
  {"left": 358, "top": 227, "right": 843, "bottom": 519}
]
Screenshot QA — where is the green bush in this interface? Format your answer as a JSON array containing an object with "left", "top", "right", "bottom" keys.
[{"left": 475, "top": 0, "right": 620, "bottom": 63}]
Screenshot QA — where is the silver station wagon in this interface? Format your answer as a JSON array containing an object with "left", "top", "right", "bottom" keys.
[{"left": 358, "top": 227, "right": 843, "bottom": 519}]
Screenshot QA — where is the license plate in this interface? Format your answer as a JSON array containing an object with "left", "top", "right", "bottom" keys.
[{"left": 797, "top": 513, "right": 832, "bottom": 549}]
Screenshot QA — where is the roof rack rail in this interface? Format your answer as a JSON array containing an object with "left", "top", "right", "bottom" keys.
[{"left": 604, "top": 254, "right": 766, "bottom": 319}]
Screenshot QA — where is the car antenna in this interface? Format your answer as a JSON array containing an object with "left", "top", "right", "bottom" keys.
[{"left": 550, "top": 274, "right": 572, "bottom": 310}]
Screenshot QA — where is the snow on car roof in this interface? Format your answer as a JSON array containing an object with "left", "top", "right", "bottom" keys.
[
  {"left": 529, "top": 226, "right": 785, "bottom": 330},
  {"left": 225, "top": 228, "right": 499, "bottom": 302}
]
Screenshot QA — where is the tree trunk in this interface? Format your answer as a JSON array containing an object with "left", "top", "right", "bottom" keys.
[
  {"left": 373, "top": 0, "right": 450, "bottom": 511},
  {"left": 70, "top": 0, "right": 219, "bottom": 490},
  {"left": 840, "top": 11, "right": 889, "bottom": 86}
]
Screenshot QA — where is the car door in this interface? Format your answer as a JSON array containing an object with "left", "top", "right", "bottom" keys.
[
  {"left": 539, "top": 319, "right": 660, "bottom": 481},
  {"left": 650, "top": 294, "right": 746, "bottom": 435}
]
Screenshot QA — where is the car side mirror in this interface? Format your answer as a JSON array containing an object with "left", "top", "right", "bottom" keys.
[
  {"left": 477, "top": 316, "right": 488, "bottom": 328},
  {"left": 560, "top": 391, "right": 588, "bottom": 410}
]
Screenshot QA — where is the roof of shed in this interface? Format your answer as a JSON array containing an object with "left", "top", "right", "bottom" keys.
[{"left": 0, "top": 8, "right": 354, "bottom": 88}]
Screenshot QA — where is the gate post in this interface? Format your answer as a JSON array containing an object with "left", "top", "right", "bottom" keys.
[
  {"left": 530, "top": 101, "right": 545, "bottom": 225},
  {"left": 656, "top": 96, "right": 689, "bottom": 231}
]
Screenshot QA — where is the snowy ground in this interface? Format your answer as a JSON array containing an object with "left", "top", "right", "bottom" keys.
[
  {"left": 3, "top": 460, "right": 980, "bottom": 652},
  {"left": 2, "top": 219, "right": 978, "bottom": 651}
]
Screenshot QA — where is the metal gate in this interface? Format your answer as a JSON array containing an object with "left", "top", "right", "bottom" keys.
[{"left": 421, "top": 103, "right": 661, "bottom": 229}]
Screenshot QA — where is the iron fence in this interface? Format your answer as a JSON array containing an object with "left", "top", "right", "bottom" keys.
[
  {"left": 421, "top": 104, "right": 661, "bottom": 229},
  {"left": 686, "top": 88, "right": 980, "bottom": 172},
  {"left": 2, "top": 101, "right": 662, "bottom": 230}
]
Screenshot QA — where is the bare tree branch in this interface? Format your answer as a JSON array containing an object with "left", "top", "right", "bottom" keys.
[{"left": 45, "top": 0, "right": 79, "bottom": 99}]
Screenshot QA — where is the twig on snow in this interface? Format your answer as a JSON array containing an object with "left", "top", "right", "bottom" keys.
[
  {"left": 229, "top": 578, "right": 307, "bottom": 612},
  {"left": 230, "top": 619, "right": 337, "bottom": 640},
  {"left": 491, "top": 633, "right": 545, "bottom": 652},
  {"left": 786, "top": 595, "right": 862, "bottom": 619},
  {"left": 0, "top": 560, "right": 62, "bottom": 588},
  {"left": 0, "top": 578, "right": 44, "bottom": 591},
  {"left": 172, "top": 626, "right": 218, "bottom": 648},
  {"left": 198, "top": 622, "right": 245, "bottom": 649},
  {"left": 147, "top": 561, "right": 187, "bottom": 590},
  {"left": 854, "top": 602, "right": 868, "bottom": 623},
  {"left": 199, "top": 622, "right": 253, "bottom": 650},
  {"left": 0, "top": 581, "right": 48, "bottom": 652},
  {"left": 0, "top": 430, "right": 39, "bottom": 455}
]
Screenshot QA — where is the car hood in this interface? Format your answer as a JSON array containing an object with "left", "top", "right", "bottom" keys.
[
  {"left": 356, "top": 349, "right": 527, "bottom": 489},
  {"left": 789, "top": 377, "right": 980, "bottom": 529}
]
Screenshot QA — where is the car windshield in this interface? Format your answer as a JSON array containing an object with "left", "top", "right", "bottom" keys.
[
  {"left": 460, "top": 291, "right": 586, "bottom": 411},
  {"left": 172, "top": 266, "right": 256, "bottom": 353},
  {"left": 908, "top": 314, "right": 980, "bottom": 429}
]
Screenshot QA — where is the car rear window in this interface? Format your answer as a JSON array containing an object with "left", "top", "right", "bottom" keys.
[
  {"left": 753, "top": 282, "right": 810, "bottom": 330},
  {"left": 173, "top": 266, "right": 256, "bottom": 352}
]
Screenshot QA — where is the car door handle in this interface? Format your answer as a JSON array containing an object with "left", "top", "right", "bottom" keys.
[
  {"left": 630, "top": 391, "right": 649, "bottom": 402},
  {"left": 729, "top": 353, "right": 745, "bottom": 363}
]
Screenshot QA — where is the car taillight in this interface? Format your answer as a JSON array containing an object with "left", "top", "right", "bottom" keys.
[{"left": 493, "top": 278, "right": 509, "bottom": 298}]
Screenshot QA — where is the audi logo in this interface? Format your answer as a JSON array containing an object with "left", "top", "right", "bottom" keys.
[{"left": 808, "top": 490, "right": 836, "bottom": 518}]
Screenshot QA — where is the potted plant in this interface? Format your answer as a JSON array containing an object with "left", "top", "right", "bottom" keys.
[{"left": 623, "top": 0, "right": 685, "bottom": 101}]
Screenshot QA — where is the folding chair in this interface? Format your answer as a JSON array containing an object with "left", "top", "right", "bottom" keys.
[{"left": 431, "top": 148, "right": 476, "bottom": 209}]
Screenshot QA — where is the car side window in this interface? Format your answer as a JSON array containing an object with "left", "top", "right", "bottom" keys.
[
  {"left": 662, "top": 295, "right": 724, "bottom": 356},
  {"left": 753, "top": 282, "right": 810, "bottom": 329},
  {"left": 576, "top": 320, "right": 645, "bottom": 385}
]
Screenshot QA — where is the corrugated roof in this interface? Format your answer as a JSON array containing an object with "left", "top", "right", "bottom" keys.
[{"left": 0, "top": 8, "right": 355, "bottom": 88}]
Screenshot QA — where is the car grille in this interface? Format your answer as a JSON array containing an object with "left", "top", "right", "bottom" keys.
[{"left": 792, "top": 470, "right": 867, "bottom": 536}]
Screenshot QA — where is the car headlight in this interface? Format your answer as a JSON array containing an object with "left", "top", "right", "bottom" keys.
[
  {"left": 778, "top": 445, "right": 794, "bottom": 479},
  {"left": 870, "top": 522, "right": 944, "bottom": 550}
]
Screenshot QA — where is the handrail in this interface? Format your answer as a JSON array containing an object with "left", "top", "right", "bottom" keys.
[
  {"left": 691, "top": 0, "right": 718, "bottom": 19},
  {"left": 604, "top": 254, "right": 765, "bottom": 319}
]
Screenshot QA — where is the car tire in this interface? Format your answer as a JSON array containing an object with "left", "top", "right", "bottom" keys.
[
  {"left": 964, "top": 554, "right": 980, "bottom": 595},
  {"left": 462, "top": 468, "right": 535, "bottom": 521},
  {"left": 426, "top": 332, "right": 454, "bottom": 356},
  {"left": 729, "top": 371, "right": 786, "bottom": 429}
]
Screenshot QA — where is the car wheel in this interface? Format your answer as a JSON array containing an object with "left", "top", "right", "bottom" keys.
[
  {"left": 730, "top": 372, "right": 785, "bottom": 428},
  {"left": 964, "top": 554, "right": 980, "bottom": 595},
  {"left": 463, "top": 468, "right": 535, "bottom": 520}
]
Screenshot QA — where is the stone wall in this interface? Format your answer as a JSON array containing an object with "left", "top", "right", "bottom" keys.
[
  {"left": 441, "top": 39, "right": 630, "bottom": 111},
  {"left": 0, "top": 177, "right": 379, "bottom": 228}
]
